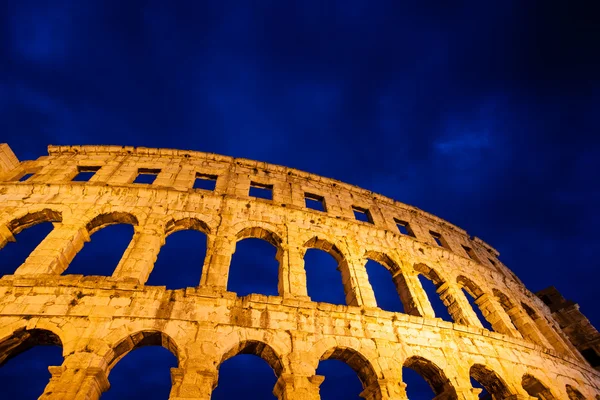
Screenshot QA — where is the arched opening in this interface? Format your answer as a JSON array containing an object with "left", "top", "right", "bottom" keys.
[
  {"left": 403, "top": 356, "right": 456, "bottom": 399},
  {"left": 146, "top": 218, "right": 209, "bottom": 289},
  {"left": 228, "top": 227, "right": 282, "bottom": 297},
  {"left": 566, "top": 384, "right": 586, "bottom": 400},
  {"left": 106, "top": 331, "right": 179, "bottom": 399},
  {"left": 304, "top": 237, "right": 348, "bottom": 305},
  {"left": 104, "top": 346, "right": 177, "bottom": 399},
  {"left": 318, "top": 347, "right": 378, "bottom": 399},
  {"left": 521, "top": 302, "right": 570, "bottom": 355},
  {"left": 64, "top": 212, "right": 137, "bottom": 276},
  {"left": 522, "top": 374, "right": 556, "bottom": 400},
  {"left": 213, "top": 340, "right": 281, "bottom": 399},
  {"left": 470, "top": 364, "right": 513, "bottom": 399},
  {"left": 0, "top": 209, "right": 62, "bottom": 276},
  {"left": 0, "top": 328, "right": 63, "bottom": 399},
  {"left": 318, "top": 359, "right": 363, "bottom": 399},
  {"left": 457, "top": 276, "right": 494, "bottom": 331},
  {"left": 364, "top": 252, "right": 405, "bottom": 313},
  {"left": 414, "top": 264, "right": 453, "bottom": 322}
]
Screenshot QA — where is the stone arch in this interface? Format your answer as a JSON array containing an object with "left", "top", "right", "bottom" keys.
[
  {"left": 219, "top": 339, "right": 284, "bottom": 377},
  {"left": 470, "top": 364, "right": 514, "bottom": 399},
  {"left": 520, "top": 301, "right": 572, "bottom": 355},
  {"left": 456, "top": 275, "right": 484, "bottom": 298},
  {"left": 303, "top": 236, "right": 361, "bottom": 305},
  {"left": 235, "top": 226, "right": 283, "bottom": 249},
  {"left": 0, "top": 327, "right": 62, "bottom": 367},
  {"left": 165, "top": 217, "right": 211, "bottom": 237},
  {"left": 456, "top": 275, "right": 502, "bottom": 332},
  {"left": 303, "top": 236, "right": 345, "bottom": 263},
  {"left": 413, "top": 263, "right": 457, "bottom": 322},
  {"left": 522, "top": 373, "right": 556, "bottom": 400},
  {"left": 566, "top": 384, "right": 586, "bottom": 400},
  {"left": 403, "top": 355, "right": 457, "bottom": 398},
  {"left": 414, "top": 263, "right": 445, "bottom": 286},
  {"left": 6, "top": 208, "right": 62, "bottom": 235},
  {"left": 363, "top": 250, "right": 408, "bottom": 313},
  {"left": 85, "top": 211, "right": 139, "bottom": 235},
  {"left": 319, "top": 346, "right": 379, "bottom": 388},
  {"left": 493, "top": 288, "right": 547, "bottom": 344},
  {"left": 106, "top": 330, "right": 180, "bottom": 372},
  {"left": 363, "top": 250, "right": 401, "bottom": 274}
]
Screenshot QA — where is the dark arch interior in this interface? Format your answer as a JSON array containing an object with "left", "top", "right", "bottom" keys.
[
  {"left": 228, "top": 237, "right": 279, "bottom": 296},
  {"left": 0, "top": 329, "right": 63, "bottom": 399},
  {"left": 403, "top": 366, "right": 438, "bottom": 399},
  {"left": 0, "top": 222, "right": 54, "bottom": 276},
  {"left": 104, "top": 346, "right": 177, "bottom": 399},
  {"left": 214, "top": 340, "right": 281, "bottom": 399},
  {"left": 304, "top": 248, "right": 346, "bottom": 305},
  {"left": 522, "top": 374, "right": 555, "bottom": 400},
  {"left": 403, "top": 356, "right": 455, "bottom": 398},
  {"left": 317, "top": 359, "right": 363, "bottom": 399},
  {"left": 65, "top": 223, "right": 135, "bottom": 276},
  {"left": 212, "top": 354, "right": 278, "bottom": 399},
  {"left": 470, "top": 364, "right": 512, "bottom": 399},
  {"left": 364, "top": 259, "right": 404, "bottom": 313},
  {"left": 146, "top": 228, "right": 207, "bottom": 289},
  {"left": 461, "top": 288, "right": 493, "bottom": 331},
  {"left": 417, "top": 274, "right": 453, "bottom": 322},
  {"left": 566, "top": 384, "right": 586, "bottom": 400}
]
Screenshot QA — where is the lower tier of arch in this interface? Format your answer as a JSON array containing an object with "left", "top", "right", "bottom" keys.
[{"left": 0, "top": 278, "right": 598, "bottom": 400}]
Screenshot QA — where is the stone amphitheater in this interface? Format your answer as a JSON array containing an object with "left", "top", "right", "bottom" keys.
[{"left": 0, "top": 143, "right": 598, "bottom": 400}]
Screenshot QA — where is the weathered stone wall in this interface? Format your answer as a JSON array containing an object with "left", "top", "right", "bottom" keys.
[{"left": 0, "top": 144, "right": 598, "bottom": 399}]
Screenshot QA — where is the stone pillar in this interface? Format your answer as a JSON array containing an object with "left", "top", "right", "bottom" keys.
[
  {"left": 200, "top": 233, "right": 235, "bottom": 292},
  {"left": 437, "top": 282, "right": 483, "bottom": 327},
  {"left": 475, "top": 293, "right": 522, "bottom": 337},
  {"left": 449, "top": 387, "right": 482, "bottom": 400},
  {"left": 340, "top": 256, "right": 378, "bottom": 308},
  {"left": 0, "top": 224, "right": 15, "bottom": 250},
  {"left": 392, "top": 271, "right": 435, "bottom": 318},
  {"left": 39, "top": 354, "right": 109, "bottom": 400},
  {"left": 14, "top": 223, "right": 90, "bottom": 275},
  {"left": 273, "top": 373, "right": 325, "bottom": 400},
  {"left": 0, "top": 143, "right": 20, "bottom": 174},
  {"left": 505, "top": 306, "right": 552, "bottom": 348},
  {"left": 503, "top": 395, "right": 537, "bottom": 400},
  {"left": 279, "top": 246, "right": 309, "bottom": 299},
  {"left": 169, "top": 367, "right": 218, "bottom": 400},
  {"left": 111, "top": 225, "right": 164, "bottom": 284},
  {"left": 360, "top": 379, "right": 408, "bottom": 400}
]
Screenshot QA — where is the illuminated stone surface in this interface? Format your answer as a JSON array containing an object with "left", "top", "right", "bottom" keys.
[{"left": 0, "top": 143, "right": 598, "bottom": 399}]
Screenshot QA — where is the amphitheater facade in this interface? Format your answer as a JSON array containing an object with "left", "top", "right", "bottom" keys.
[{"left": 0, "top": 143, "right": 598, "bottom": 399}]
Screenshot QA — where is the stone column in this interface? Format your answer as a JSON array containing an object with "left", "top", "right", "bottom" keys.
[
  {"left": 0, "top": 224, "right": 15, "bottom": 250},
  {"left": 437, "top": 282, "right": 483, "bottom": 327},
  {"left": 503, "top": 395, "right": 537, "bottom": 400},
  {"left": 475, "top": 293, "right": 522, "bottom": 337},
  {"left": 505, "top": 307, "right": 552, "bottom": 348},
  {"left": 448, "top": 387, "right": 482, "bottom": 400},
  {"left": 39, "top": 354, "right": 109, "bottom": 400},
  {"left": 392, "top": 271, "right": 435, "bottom": 318},
  {"left": 340, "top": 256, "right": 378, "bottom": 308},
  {"left": 200, "top": 233, "right": 235, "bottom": 292},
  {"left": 360, "top": 379, "right": 408, "bottom": 400},
  {"left": 279, "top": 246, "right": 310, "bottom": 299},
  {"left": 169, "top": 367, "right": 218, "bottom": 400},
  {"left": 273, "top": 373, "right": 325, "bottom": 400},
  {"left": 14, "top": 223, "right": 90, "bottom": 275},
  {"left": 111, "top": 225, "right": 164, "bottom": 284}
]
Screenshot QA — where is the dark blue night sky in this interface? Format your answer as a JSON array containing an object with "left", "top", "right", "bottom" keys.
[{"left": 1, "top": 1, "right": 599, "bottom": 399}]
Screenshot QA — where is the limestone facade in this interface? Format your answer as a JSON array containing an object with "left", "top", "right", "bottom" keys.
[{"left": 0, "top": 143, "right": 598, "bottom": 399}]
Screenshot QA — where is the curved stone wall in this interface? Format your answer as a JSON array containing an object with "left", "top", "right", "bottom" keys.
[{"left": 0, "top": 143, "right": 598, "bottom": 399}]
